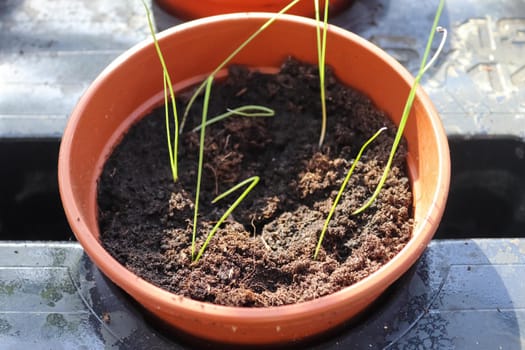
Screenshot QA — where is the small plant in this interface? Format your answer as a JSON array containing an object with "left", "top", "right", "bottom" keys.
[
  {"left": 314, "top": 0, "right": 447, "bottom": 258},
  {"left": 194, "top": 175, "right": 260, "bottom": 262},
  {"left": 144, "top": 2, "right": 179, "bottom": 181},
  {"left": 314, "top": 0, "right": 329, "bottom": 147},
  {"left": 314, "top": 127, "right": 387, "bottom": 259},
  {"left": 143, "top": 2, "right": 276, "bottom": 262},
  {"left": 352, "top": 2, "right": 447, "bottom": 215}
]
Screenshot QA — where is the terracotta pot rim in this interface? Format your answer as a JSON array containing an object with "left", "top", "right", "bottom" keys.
[{"left": 59, "top": 13, "right": 450, "bottom": 323}]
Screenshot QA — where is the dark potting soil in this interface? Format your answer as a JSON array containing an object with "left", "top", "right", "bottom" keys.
[{"left": 98, "top": 58, "right": 413, "bottom": 307}]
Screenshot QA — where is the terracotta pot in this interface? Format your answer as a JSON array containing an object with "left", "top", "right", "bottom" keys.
[
  {"left": 155, "top": 0, "right": 351, "bottom": 20},
  {"left": 58, "top": 13, "right": 450, "bottom": 345}
]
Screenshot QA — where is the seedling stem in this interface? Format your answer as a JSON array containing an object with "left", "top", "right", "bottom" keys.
[
  {"left": 191, "top": 77, "right": 214, "bottom": 259},
  {"left": 143, "top": 0, "right": 179, "bottom": 182},
  {"left": 314, "top": 127, "right": 387, "bottom": 259},
  {"left": 194, "top": 176, "right": 260, "bottom": 263},
  {"left": 352, "top": 0, "right": 446, "bottom": 215},
  {"left": 314, "top": 0, "right": 330, "bottom": 147}
]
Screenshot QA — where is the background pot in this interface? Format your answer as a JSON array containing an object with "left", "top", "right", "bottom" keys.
[
  {"left": 155, "top": 0, "right": 351, "bottom": 20},
  {"left": 58, "top": 13, "right": 450, "bottom": 345}
]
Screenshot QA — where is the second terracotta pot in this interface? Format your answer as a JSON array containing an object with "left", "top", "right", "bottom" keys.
[
  {"left": 155, "top": 0, "right": 351, "bottom": 20},
  {"left": 59, "top": 13, "right": 450, "bottom": 345}
]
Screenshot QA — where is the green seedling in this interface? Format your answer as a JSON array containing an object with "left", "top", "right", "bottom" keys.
[
  {"left": 313, "top": 127, "right": 387, "bottom": 259},
  {"left": 144, "top": 1, "right": 179, "bottom": 181},
  {"left": 314, "top": 0, "right": 329, "bottom": 147},
  {"left": 314, "top": 0, "right": 447, "bottom": 258},
  {"left": 191, "top": 76, "right": 213, "bottom": 259},
  {"left": 352, "top": 0, "right": 447, "bottom": 215},
  {"left": 194, "top": 176, "right": 260, "bottom": 263}
]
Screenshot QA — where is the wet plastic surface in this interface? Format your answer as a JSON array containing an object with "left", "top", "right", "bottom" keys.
[
  {"left": 1, "top": 0, "right": 524, "bottom": 348},
  {"left": 0, "top": 240, "right": 523, "bottom": 349}
]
